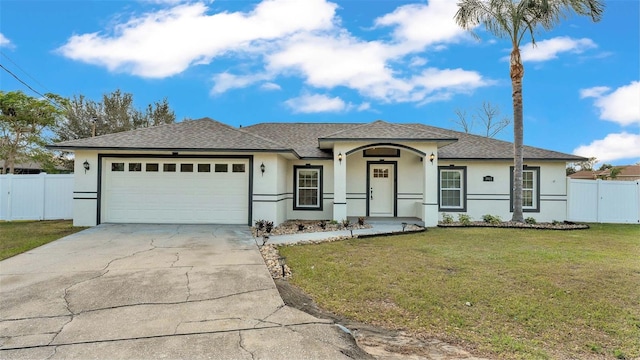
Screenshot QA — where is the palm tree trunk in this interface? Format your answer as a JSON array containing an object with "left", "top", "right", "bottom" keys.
[{"left": 510, "top": 47, "right": 524, "bottom": 222}]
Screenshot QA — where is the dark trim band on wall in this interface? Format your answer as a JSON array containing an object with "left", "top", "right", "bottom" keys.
[
  {"left": 346, "top": 143, "right": 426, "bottom": 157},
  {"left": 73, "top": 197, "right": 97, "bottom": 200},
  {"left": 97, "top": 154, "right": 254, "bottom": 226}
]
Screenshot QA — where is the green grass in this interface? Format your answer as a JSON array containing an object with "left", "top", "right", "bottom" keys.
[
  {"left": 279, "top": 224, "right": 640, "bottom": 359},
  {"left": 0, "top": 220, "right": 87, "bottom": 260}
]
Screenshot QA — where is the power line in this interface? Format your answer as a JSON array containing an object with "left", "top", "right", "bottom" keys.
[
  {"left": 0, "top": 63, "right": 65, "bottom": 110},
  {"left": 1, "top": 51, "right": 51, "bottom": 93}
]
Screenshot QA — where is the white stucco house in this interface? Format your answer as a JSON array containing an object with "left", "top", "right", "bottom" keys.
[{"left": 49, "top": 118, "right": 584, "bottom": 227}]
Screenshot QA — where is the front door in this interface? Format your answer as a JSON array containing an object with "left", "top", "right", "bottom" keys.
[{"left": 368, "top": 163, "right": 395, "bottom": 216}]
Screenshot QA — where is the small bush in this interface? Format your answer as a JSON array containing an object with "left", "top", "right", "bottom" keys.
[
  {"left": 482, "top": 214, "right": 502, "bottom": 225},
  {"left": 254, "top": 219, "right": 265, "bottom": 231},
  {"left": 552, "top": 220, "right": 562, "bottom": 225},
  {"left": 297, "top": 223, "right": 305, "bottom": 231},
  {"left": 342, "top": 219, "right": 351, "bottom": 228},
  {"left": 265, "top": 221, "right": 274, "bottom": 233},
  {"left": 357, "top": 217, "right": 366, "bottom": 226},
  {"left": 525, "top": 217, "right": 537, "bottom": 224},
  {"left": 441, "top": 213, "right": 454, "bottom": 224},
  {"left": 318, "top": 220, "right": 327, "bottom": 230},
  {"left": 329, "top": 220, "right": 338, "bottom": 225},
  {"left": 458, "top": 213, "right": 472, "bottom": 226}
]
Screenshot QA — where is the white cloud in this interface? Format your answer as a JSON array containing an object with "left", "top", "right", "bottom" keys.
[
  {"left": 58, "top": 0, "right": 337, "bottom": 78},
  {"left": 260, "top": 82, "right": 281, "bottom": 91},
  {"left": 211, "top": 72, "right": 271, "bottom": 94},
  {"left": 517, "top": 36, "right": 597, "bottom": 62},
  {"left": 581, "top": 81, "right": 640, "bottom": 126},
  {"left": 0, "top": 33, "right": 13, "bottom": 48},
  {"left": 580, "top": 86, "right": 610, "bottom": 99},
  {"left": 374, "top": 0, "right": 466, "bottom": 51},
  {"left": 408, "top": 56, "right": 427, "bottom": 67},
  {"left": 59, "top": 0, "right": 491, "bottom": 107},
  {"left": 574, "top": 132, "right": 640, "bottom": 163},
  {"left": 284, "top": 93, "right": 349, "bottom": 113},
  {"left": 357, "top": 102, "right": 371, "bottom": 111}
]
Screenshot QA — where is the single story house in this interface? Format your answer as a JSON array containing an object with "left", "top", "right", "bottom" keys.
[{"left": 48, "top": 118, "right": 584, "bottom": 227}]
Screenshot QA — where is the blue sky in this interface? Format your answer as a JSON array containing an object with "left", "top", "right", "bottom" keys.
[{"left": 1, "top": 0, "right": 639, "bottom": 165}]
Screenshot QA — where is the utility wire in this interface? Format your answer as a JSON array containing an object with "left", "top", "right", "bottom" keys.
[
  {"left": 0, "top": 62, "right": 65, "bottom": 110},
  {"left": 1, "top": 51, "right": 51, "bottom": 93}
]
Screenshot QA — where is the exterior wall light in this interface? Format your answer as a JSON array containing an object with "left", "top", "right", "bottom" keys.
[
  {"left": 83, "top": 160, "right": 90, "bottom": 173},
  {"left": 338, "top": 152, "right": 343, "bottom": 164},
  {"left": 260, "top": 162, "right": 265, "bottom": 176},
  {"left": 429, "top": 152, "right": 435, "bottom": 164}
]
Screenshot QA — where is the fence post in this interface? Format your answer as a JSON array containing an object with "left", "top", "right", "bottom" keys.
[
  {"left": 40, "top": 173, "right": 47, "bottom": 220},
  {"left": 6, "top": 174, "right": 13, "bottom": 221}
]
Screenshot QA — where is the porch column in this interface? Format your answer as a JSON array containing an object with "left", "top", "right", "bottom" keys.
[
  {"left": 422, "top": 150, "right": 439, "bottom": 226},
  {"left": 333, "top": 146, "right": 347, "bottom": 222}
]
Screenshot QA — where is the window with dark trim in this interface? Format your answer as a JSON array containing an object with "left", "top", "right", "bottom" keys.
[
  {"left": 198, "top": 164, "right": 211, "bottom": 172},
  {"left": 180, "top": 164, "right": 193, "bottom": 172},
  {"left": 510, "top": 166, "right": 540, "bottom": 212},
  {"left": 163, "top": 163, "right": 176, "bottom": 172},
  {"left": 363, "top": 147, "right": 400, "bottom": 157},
  {"left": 129, "top": 163, "right": 142, "bottom": 172},
  {"left": 146, "top": 163, "right": 159, "bottom": 172},
  {"left": 438, "top": 166, "right": 466, "bottom": 211},
  {"left": 294, "top": 165, "right": 323, "bottom": 210},
  {"left": 111, "top": 163, "right": 124, "bottom": 171},
  {"left": 215, "top": 164, "right": 228, "bottom": 172},
  {"left": 232, "top": 164, "right": 245, "bottom": 173}
]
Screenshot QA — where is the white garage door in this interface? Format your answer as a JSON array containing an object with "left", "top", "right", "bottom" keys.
[{"left": 102, "top": 158, "right": 249, "bottom": 224}]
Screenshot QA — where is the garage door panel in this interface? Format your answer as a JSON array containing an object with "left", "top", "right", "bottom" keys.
[{"left": 103, "top": 158, "right": 249, "bottom": 224}]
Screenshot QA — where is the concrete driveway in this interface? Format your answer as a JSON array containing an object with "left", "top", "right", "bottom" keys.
[{"left": 0, "top": 224, "right": 367, "bottom": 359}]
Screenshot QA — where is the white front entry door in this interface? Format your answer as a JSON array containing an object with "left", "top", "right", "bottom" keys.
[{"left": 369, "top": 164, "right": 394, "bottom": 216}]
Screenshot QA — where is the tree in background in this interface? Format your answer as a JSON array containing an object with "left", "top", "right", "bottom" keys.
[
  {"left": 451, "top": 101, "right": 511, "bottom": 138},
  {"left": 54, "top": 89, "right": 176, "bottom": 142},
  {"left": 0, "top": 90, "right": 66, "bottom": 174},
  {"left": 455, "top": 0, "right": 604, "bottom": 222}
]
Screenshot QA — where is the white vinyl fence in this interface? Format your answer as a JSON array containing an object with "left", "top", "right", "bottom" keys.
[
  {"left": 0, "top": 174, "right": 74, "bottom": 221},
  {"left": 567, "top": 179, "right": 640, "bottom": 224}
]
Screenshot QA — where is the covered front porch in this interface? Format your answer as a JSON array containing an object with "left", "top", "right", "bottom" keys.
[{"left": 328, "top": 142, "right": 442, "bottom": 227}]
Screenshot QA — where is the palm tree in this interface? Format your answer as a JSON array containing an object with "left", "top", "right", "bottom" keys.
[{"left": 455, "top": 0, "right": 603, "bottom": 222}]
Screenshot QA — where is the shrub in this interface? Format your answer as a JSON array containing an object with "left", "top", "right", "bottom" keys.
[
  {"left": 318, "top": 220, "right": 327, "bottom": 230},
  {"left": 297, "top": 223, "right": 305, "bottom": 231},
  {"left": 357, "top": 217, "right": 366, "bottom": 226},
  {"left": 525, "top": 217, "right": 537, "bottom": 224},
  {"left": 441, "top": 213, "right": 454, "bottom": 224},
  {"left": 265, "top": 221, "right": 274, "bottom": 233},
  {"left": 458, "top": 213, "right": 472, "bottom": 226},
  {"left": 342, "top": 219, "right": 351, "bottom": 228},
  {"left": 482, "top": 214, "right": 502, "bottom": 225},
  {"left": 254, "top": 219, "right": 265, "bottom": 231}
]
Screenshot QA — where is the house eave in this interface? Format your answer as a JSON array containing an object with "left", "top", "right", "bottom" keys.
[
  {"left": 318, "top": 138, "right": 458, "bottom": 150},
  {"left": 46, "top": 145, "right": 302, "bottom": 158}
]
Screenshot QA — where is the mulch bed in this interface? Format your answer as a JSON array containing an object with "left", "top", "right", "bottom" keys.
[
  {"left": 252, "top": 219, "right": 372, "bottom": 237},
  {"left": 438, "top": 221, "right": 589, "bottom": 230}
]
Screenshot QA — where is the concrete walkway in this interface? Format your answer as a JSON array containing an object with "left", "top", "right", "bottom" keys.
[{"left": 0, "top": 224, "right": 369, "bottom": 359}]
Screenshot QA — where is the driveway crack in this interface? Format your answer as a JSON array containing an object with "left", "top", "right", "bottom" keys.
[
  {"left": 185, "top": 269, "right": 192, "bottom": 302},
  {"left": 238, "top": 331, "right": 255, "bottom": 360}
]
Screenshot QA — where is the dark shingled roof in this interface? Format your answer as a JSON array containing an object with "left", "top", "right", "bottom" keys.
[
  {"left": 241, "top": 122, "right": 356, "bottom": 158},
  {"left": 49, "top": 118, "right": 293, "bottom": 154},
  {"left": 319, "top": 120, "right": 457, "bottom": 141},
  {"left": 49, "top": 118, "right": 585, "bottom": 161}
]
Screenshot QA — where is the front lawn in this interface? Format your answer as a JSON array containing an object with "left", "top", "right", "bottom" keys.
[
  {"left": 0, "top": 220, "right": 87, "bottom": 260},
  {"left": 279, "top": 224, "right": 640, "bottom": 359}
]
